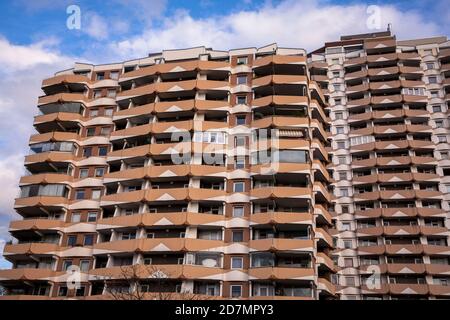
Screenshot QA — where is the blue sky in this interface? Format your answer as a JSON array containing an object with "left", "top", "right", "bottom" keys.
[{"left": 0, "top": 0, "right": 448, "bottom": 269}]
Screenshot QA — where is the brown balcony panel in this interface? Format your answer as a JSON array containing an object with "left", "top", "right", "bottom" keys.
[
  {"left": 389, "top": 283, "right": 429, "bottom": 295},
  {"left": 248, "top": 267, "right": 315, "bottom": 280},
  {"left": 249, "top": 239, "right": 314, "bottom": 252}
]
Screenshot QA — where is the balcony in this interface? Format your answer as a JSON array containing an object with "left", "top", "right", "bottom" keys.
[
  {"left": 429, "top": 284, "right": 450, "bottom": 296},
  {"left": 249, "top": 212, "right": 312, "bottom": 226},
  {"left": 96, "top": 212, "right": 225, "bottom": 230},
  {"left": 248, "top": 239, "right": 314, "bottom": 252},
  {"left": 253, "top": 55, "right": 307, "bottom": 68},
  {"left": 388, "top": 283, "right": 429, "bottom": 295},
  {"left": 252, "top": 75, "right": 307, "bottom": 88},
  {"left": 248, "top": 267, "right": 314, "bottom": 281},
  {"left": 38, "top": 93, "right": 87, "bottom": 106},
  {"left": 0, "top": 268, "right": 60, "bottom": 281},
  {"left": 252, "top": 95, "right": 308, "bottom": 108}
]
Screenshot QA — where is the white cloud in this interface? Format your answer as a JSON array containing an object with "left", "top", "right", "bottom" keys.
[
  {"left": 107, "top": 0, "right": 444, "bottom": 60},
  {"left": 0, "top": 37, "right": 76, "bottom": 247},
  {"left": 83, "top": 13, "right": 109, "bottom": 40}
]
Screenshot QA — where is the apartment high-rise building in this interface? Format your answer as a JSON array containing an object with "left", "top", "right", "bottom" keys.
[
  {"left": 1, "top": 30, "right": 449, "bottom": 301},
  {"left": 0, "top": 44, "right": 335, "bottom": 299},
  {"left": 309, "top": 31, "right": 450, "bottom": 300}
]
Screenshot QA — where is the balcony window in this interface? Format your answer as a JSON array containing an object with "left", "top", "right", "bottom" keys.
[
  {"left": 232, "top": 206, "right": 244, "bottom": 217},
  {"left": 236, "top": 95, "right": 247, "bottom": 105},
  {"left": 120, "top": 232, "right": 136, "bottom": 240},
  {"left": 93, "top": 90, "right": 102, "bottom": 99},
  {"left": 20, "top": 184, "right": 68, "bottom": 198},
  {"left": 71, "top": 212, "right": 81, "bottom": 223},
  {"left": 230, "top": 285, "right": 242, "bottom": 298},
  {"left": 194, "top": 253, "right": 220, "bottom": 267},
  {"left": 236, "top": 115, "right": 246, "bottom": 125},
  {"left": 110, "top": 71, "right": 119, "bottom": 80},
  {"left": 89, "top": 109, "right": 99, "bottom": 117},
  {"left": 107, "top": 89, "right": 116, "bottom": 98},
  {"left": 234, "top": 136, "right": 246, "bottom": 147},
  {"left": 94, "top": 167, "right": 105, "bottom": 177},
  {"left": 435, "top": 120, "right": 444, "bottom": 128},
  {"left": 87, "top": 212, "right": 97, "bottom": 222},
  {"left": 340, "top": 188, "right": 349, "bottom": 197},
  {"left": 100, "top": 127, "right": 111, "bottom": 136},
  {"left": 58, "top": 286, "right": 68, "bottom": 297},
  {"left": 335, "top": 112, "right": 343, "bottom": 119},
  {"left": 236, "top": 56, "right": 248, "bottom": 65},
  {"left": 234, "top": 156, "right": 245, "bottom": 169},
  {"left": 232, "top": 230, "right": 244, "bottom": 242},
  {"left": 84, "top": 234, "right": 94, "bottom": 246},
  {"left": 67, "top": 235, "right": 77, "bottom": 246},
  {"left": 343, "top": 240, "right": 352, "bottom": 249},
  {"left": 231, "top": 257, "right": 243, "bottom": 269},
  {"left": 79, "top": 168, "right": 89, "bottom": 178},
  {"left": 30, "top": 141, "right": 74, "bottom": 154},
  {"left": 83, "top": 147, "right": 92, "bottom": 157},
  {"left": 403, "top": 87, "right": 426, "bottom": 96},
  {"left": 86, "top": 127, "right": 96, "bottom": 137},
  {"left": 91, "top": 189, "right": 102, "bottom": 200},
  {"left": 193, "top": 131, "right": 226, "bottom": 144},
  {"left": 438, "top": 135, "right": 448, "bottom": 143},
  {"left": 430, "top": 90, "right": 439, "bottom": 98},
  {"left": 98, "top": 146, "right": 108, "bottom": 156},
  {"left": 237, "top": 75, "right": 247, "bottom": 85},
  {"left": 432, "top": 105, "right": 442, "bottom": 113},
  {"left": 428, "top": 76, "right": 437, "bottom": 84},
  {"left": 336, "top": 126, "right": 345, "bottom": 134},
  {"left": 337, "top": 156, "right": 347, "bottom": 165},
  {"left": 75, "top": 190, "right": 85, "bottom": 200},
  {"left": 344, "top": 258, "right": 354, "bottom": 267},
  {"left": 233, "top": 182, "right": 245, "bottom": 192},
  {"left": 62, "top": 260, "right": 73, "bottom": 271},
  {"left": 104, "top": 108, "right": 114, "bottom": 116},
  {"left": 197, "top": 230, "right": 222, "bottom": 240},
  {"left": 96, "top": 72, "right": 105, "bottom": 80}
]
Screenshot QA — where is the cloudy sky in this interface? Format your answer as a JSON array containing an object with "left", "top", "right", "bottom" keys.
[{"left": 0, "top": 0, "right": 448, "bottom": 268}]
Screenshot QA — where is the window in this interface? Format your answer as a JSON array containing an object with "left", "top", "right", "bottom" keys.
[
  {"left": 402, "top": 87, "right": 425, "bottom": 96},
  {"left": 100, "top": 127, "right": 111, "bottom": 136},
  {"left": 76, "top": 286, "right": 86, "bottom": 297},
  {"left": 331, "top": 58, "right": 339, "bottom": 64},
  {"left": 236, "top": 115, "right": 246, "bottom": 125},
  {"left": 350, "top": 135, "right": 374, "bottom": 146},
  {"left": 193, "top": 131, "right": 226, "bottom": 144},
  {"left": 339, "top": 172, "right": 347, "bottom": 180},
  {"left": 107, "top": 89, "right": 116, "bottom": 98},
  {"left": 87, "top": 212, "right": 97, "bottom": 222},
  {"left": 86, "top": 127, "right": 96, "bottom": 137},
  {"left": 93, "top": 90, "right": 102, "bottom": 99},
  {"left": 342, "top": 222, "right": 351, "bottom": 231},
  {"left": 62, "top": 260, "right": 73, "bottom": 271},
  {"left": 233, "top": 182, "right": 245, "bottom": 192},
  {"left": 121, "top": 232, "right": 136, "bottom": 240},
  {"left": 235, "top": 136, "right": 246, "bottom": 147},
  {"left": 83, "top": 234, "right": 94, "bottom": 246},
  {"left": 234, "top": 157, "right": 245, "bottom": 169},
  {"left": 430, "top": 90, "right": 439, "bottom": 98},
  {"left": 231, "top": 257, "right": 243, "bottom": 269},
  {"left": 110, "top": 71, "right": 119, "bottom": 80},
  {"left": 337, "top": 156, "right": 347, "bottom": 165},
  {"left": 58, "top": 286, "right": 68, "bottom": 297},
  {"left": 83, "top": 147, "right": 92, "bottom": 157},
  {"left": 432, "top": 105, "right": 442, "bottom": 113},
  {"left": 230, "top": 285, "right": 242, "bottom": 298},
  {"left": 335, "top": 112, "right": 343, "bottom": 120},
  {"left": 95, "top": 167, "right": 105, "bottom": 177},
  {"left": 341, "top": 206, "right": 349, "bottom": 214},
  {"left": 345, "top": 276, "right": 355, "bottom": 286},
  {"left": 435, "top": 120, "right": 444, "bottom": 128},
  {"left": 79, "top": 168, "right": 89, "bottom": 178},
  {"left": 428, "top": 76, "right": 437, "bottom": 84},
  {"left": 91, "top": 189, "right": 102, "bottom": 200},
  {"left": 98, "top": 146, "right": 108, "bottom": 156},
  {"left": 237, "top": 75, "right": 247, "bottom": 85},
  {"left": 89, "top": 109, "right": 98, "bottom": 117},
  {"left": 232, "top": 206, "right": 244, "bottom": 217},
  {"left": 71, "top": 212, "right": 81, "bottom": 223},
  {"left": 96, "top": 72, "right": 105, "bottom": 80},
  {"left": 232, "top": 230, "right": 244, "bottom": 242},
  {"left": 67, "top": 235, "right": 77, "bottom": 246},
  {"left": 105, "top": 108, "right": 114, "bottom": 116},
  {"left": 75, "top": 190, "right": 85, "bottom": 200},
  {"left": 343, "top": 240, "right": 352, "bottom": 249},
  {"left": 438, "top": 135, "right": 447, "bottom": 143},
  {"left": 237, "top": 56, "right": 248, "bottom": 65},
  {"left": 333, "top": 84, "right": 341, "bottom": 91},
  {"left": 344, "top": 258, "right": 354, "bottom": 267},
  {"left": 441, "top": 152, "right": 449, "bottom": 159},
  {"left": 332, "top": 71, "right": 340, "bottom": 78},
  {"left": 337, "top": 141, "right": 346, "bottom": 149},
  {"left": 336, "top": 126, "right": 345, "bottom": 134},
  {"left": 80, "top": 260, "right": 90, "bottom": 272},
  {"left": 236, "top": 95, "right": 247, "bottom": 105},
  {"left": 426, "top": 62, "right": 435, "bottom": 70}
]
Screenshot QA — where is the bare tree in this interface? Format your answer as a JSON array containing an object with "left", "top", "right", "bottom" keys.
[
  {"left": 0, "top": 285, "right": 7, "bottom": 296},
  {"left": 101, "top": 264, "right": 211, "bottom": 300}
]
